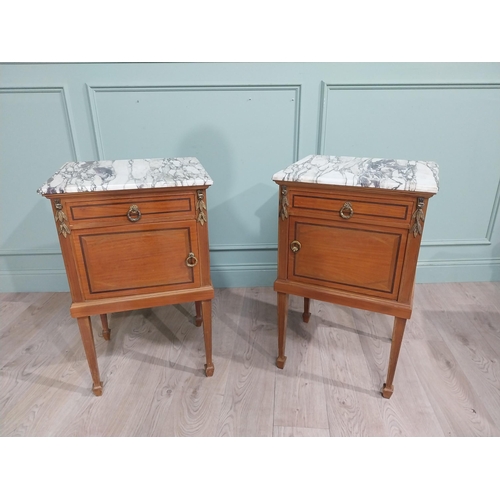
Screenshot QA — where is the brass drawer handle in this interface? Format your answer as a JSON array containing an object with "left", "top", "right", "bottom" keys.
[
  {"left": 186, "top": 252, "right": 198, "bottom": 267},
  {"left": 127, "top": 205, "right": 142, "bottom": 222},
  {"left": 339, "top": 202, "right": 354, "bottom": 219},
  {"left": 290, "top": 240, "right": 301, "bottom": 253}
]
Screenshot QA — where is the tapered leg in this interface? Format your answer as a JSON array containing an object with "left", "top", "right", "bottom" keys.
[
  {"left": 201, "top": 300, "right": 214, "bottom": 377},
  {"left": 77, "top": 316, "right": 103, "bottom": 396},
  {"left": 100, "top": 314, "right": 111, "bottom": 340},
  {"left": 195, "top": 301, "right": 203, "bottom": 327},
  {"left": 303, "top": 297, "right": 311, "bottom": 323},
  {"left": 382, "top": 317, "right": 407, "bottom": 399},
  {"left": 276, "top": 292, "right": 289, "bottom": 369}
]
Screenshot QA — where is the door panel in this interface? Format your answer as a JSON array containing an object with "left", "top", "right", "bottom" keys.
[
  {"left": 72, "top": 220, "right": 200, "bottom": 299},
  {"left": 288, "top": 217, "right": 407, "bottom": 299}
]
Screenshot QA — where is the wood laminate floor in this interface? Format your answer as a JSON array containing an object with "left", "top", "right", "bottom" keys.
[{"left": 1, "top": 283, "right": 499, "bottom": 436}]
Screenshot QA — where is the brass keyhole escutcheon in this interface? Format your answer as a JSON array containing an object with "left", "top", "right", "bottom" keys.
[
  {"left": 127, "top": 205, "right": 142, "bottom": 222},
  {"left": 186, "top": 252, "right": 198, "bottom": 267},
  {"left": 339, "top": 202, "right": 354, "bottom": 219},
  {"left": 290, "top": 240, "right": 301, "bottom": 253}
]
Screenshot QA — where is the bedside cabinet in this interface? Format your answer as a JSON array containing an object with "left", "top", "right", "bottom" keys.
[
  {"left": 38, "top": 157, "right": 215, "bottom": 396},
  {"left": 272, "top": 155, "right": 439, "bottom": 398}
]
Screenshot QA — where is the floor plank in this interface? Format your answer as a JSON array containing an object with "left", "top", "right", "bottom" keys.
[
  {"left": 316, "top": 303, "right": 388, "bottom": 436},
  {"left": 1, "top": 283, "right": 499, "bottom": 437},
  {"left": 351, "top": 308, "right": 444, "bottom": 436},
  {"left": 410, "top": 339, "right": 499, "bottom": 436},
  {"left": 0, "top": 292, "right": 36, "bottom": 330},
  {"left": 216, "top": 287, "right": 277, "bottom": 437},
  {"left": 416, "top": 284, "right": 500, "bottom": 430},
  {"left": 274, "top": 426, "right": 330, "bottom": 437},
  {"left": 273, "top": 295, "right": 330, "bottom": 430}
]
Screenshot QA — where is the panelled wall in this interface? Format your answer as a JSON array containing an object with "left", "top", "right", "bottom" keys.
[{"left": 1, "top": 63, "right": 499, "bottom": 291}]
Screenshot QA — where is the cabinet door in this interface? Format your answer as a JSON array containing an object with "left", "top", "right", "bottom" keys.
[
  {"left": 72, "top": 220, "right": 201, "bottom": 299},
  {"left": 287, "top": 216, "right": 407, "bottom": 299}
]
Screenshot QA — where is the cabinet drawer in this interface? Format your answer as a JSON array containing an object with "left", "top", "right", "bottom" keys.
[
  {"left": 290, "top": 191, "right": 412, "bottom": 225},
  {"left": 72, "top": 220, "right": 201, "bottom": 300},
  {"left": 68, "top": 194, "right": 195, "bottom": 226},
  {"left": 287, "top": 216, "right": 407, "bottom": 299}
]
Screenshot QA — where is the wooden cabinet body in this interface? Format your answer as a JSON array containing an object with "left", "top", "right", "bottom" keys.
[
  {"left": 274, "top": 177, "right": 436, "bottom": 398},
  {"left": 39, "top": 158, "right": 214, "bottom": 396}
]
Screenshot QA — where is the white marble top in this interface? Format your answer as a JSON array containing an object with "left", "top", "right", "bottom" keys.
[
  {"left": 37, "top": 157, "right": 213, "bottom": 195},
  {"left": 272, "top": 155, "right": 439, "bottom": 193}
]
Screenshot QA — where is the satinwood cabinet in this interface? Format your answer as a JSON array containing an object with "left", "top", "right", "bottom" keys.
[
  {"left": 273, "top": 155, "right": 439, "bottom": 398},
  {"left": 38, "top": 158, "right": 214, "bottom": 396}
]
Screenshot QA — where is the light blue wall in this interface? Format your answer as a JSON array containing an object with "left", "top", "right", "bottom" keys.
[{"left": 1, "top": 63, "right": 499, "bottom": 292}]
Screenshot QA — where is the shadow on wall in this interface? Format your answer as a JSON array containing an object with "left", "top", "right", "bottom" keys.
[
  {"left": 176, "top": 125, "right": 279, "bottom": 246},
  {"left": 2, "top": 125, "right": 284, "bottom": 291},
  {"left": 176, "top": 124, "right": 235, "bottom": 204},
  {"left": 2, "top": 196, "right": 60, "bottom": 254},
  {"left": 207, "top": 183, "right": 277, "bottom": 245},
  {"left": 493, "top": 243, "right": 500, "bottom": 281},
  {"left": 1, "top": 198, "right": 68, "bottom": 291},
  {"left": 429, "top": 241, "right": 500, "bottom": 282}
]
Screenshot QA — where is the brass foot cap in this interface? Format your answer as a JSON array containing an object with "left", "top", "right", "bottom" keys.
[
  {"left": 276, "top": 356, "right": 287, "bottom": 369},
  {"left": 102, "top": 329, "right": 111, "bottom": 341},
  {"left": 382, "top": 383, "right": 394, "bottom": 399},
  {"left": 205, "top": 363, "right": 214, "bottom": 377},
  {"left": 92, "top": 382, "right": 103, "bottom": 396}
]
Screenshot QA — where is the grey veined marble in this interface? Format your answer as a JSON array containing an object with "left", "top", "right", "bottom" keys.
[
  {"left": 37, "top": 157, "right": 213, "bottom": 195},
  {"left": 272, "top": 155, "right": 439, "bottom": 193}
]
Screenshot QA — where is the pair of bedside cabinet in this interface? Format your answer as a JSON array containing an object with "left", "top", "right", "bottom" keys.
[{"left": 38, "top": 155, "right": 439, "bottom": 398}]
